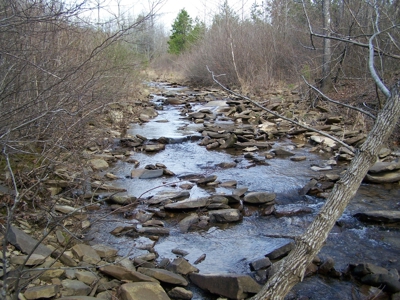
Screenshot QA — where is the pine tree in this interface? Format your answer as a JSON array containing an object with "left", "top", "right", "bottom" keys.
[{"left": 168, "top": 9, "right": 193, "bottom": 54}]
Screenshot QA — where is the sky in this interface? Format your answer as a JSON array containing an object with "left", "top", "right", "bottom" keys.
[
  {"left": 88, "top": 0, "right": 257, "bottom": 31},
  {"left": 158, "top": 0, "right": 256, "bottom": 29}
]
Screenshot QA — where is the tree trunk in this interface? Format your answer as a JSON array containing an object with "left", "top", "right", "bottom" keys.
[
  {"left": 250, "top": 81, "right": 400, "bottom": 299},
  {"left": 321, "top": 0, "right": 332, "bottom": 92}
]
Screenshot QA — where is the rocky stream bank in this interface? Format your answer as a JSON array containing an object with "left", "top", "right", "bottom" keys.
[{"left": 1, "top": 82, "right": 400, "bottom": 300}]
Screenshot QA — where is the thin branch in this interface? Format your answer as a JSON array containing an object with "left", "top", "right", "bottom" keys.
[
  {"left": 206, "top": 66, "right": 355, "bottom": 153},
  {"left": 303, "top": 76, "right": 377, "bottom": 120}
]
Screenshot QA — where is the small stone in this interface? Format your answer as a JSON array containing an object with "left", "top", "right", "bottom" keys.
[
  {"left": 75, "top": 270, "right": 99, "bottom": 285},
  {"left": 61, "top": 279, "right": 91, "bottom": 297},
  {"left": 168, "top": 287, "right": 193, "bottom": 299},
  {"left": 249, "top": 257, "right": 272, "bottom": 271},
  {"left": 24, "top": 285, "right": 59, "bottom": 300}
]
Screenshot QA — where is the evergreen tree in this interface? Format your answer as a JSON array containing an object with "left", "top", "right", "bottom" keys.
[{"left": 168, "top": 8, "right": 193, "bottom": 54}]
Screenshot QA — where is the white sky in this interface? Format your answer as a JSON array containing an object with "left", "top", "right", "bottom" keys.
[
  {"left": 88, "top": 0, "right": 257, "bottom": 31},
  {"left": 158, "top": 0, "right": 256, "bottom": 30}
]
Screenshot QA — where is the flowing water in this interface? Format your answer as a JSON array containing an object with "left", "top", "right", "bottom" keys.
[{"left": 88, "top": 83, "right": 400, "bottom": 299}]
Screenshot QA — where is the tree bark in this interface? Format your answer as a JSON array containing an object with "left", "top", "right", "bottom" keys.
[
  {"left": 250, "top": 80, "right": 400, "bottom": 299},
  {"left": 321, "top": 0, "right": 332, "bottom": 92}
]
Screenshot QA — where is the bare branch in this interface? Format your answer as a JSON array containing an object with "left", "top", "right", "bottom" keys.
[{"left": 302, "top": 76, "right": 377, "bottom": 120}]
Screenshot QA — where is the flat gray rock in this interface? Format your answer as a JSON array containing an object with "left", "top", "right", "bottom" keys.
[
  {"left": 7, "top": 225, "right": 52, "bottom": 256},
  {"left": 164, "top": 198, "right": 209, "bottom": 210},
  {"left": 243, "top": 192, "right": 276, "bottom": 204}
]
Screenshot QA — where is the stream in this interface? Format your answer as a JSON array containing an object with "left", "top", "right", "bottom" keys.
[{"left": 88, "top": 82, "right": 400, "bottom": 299}]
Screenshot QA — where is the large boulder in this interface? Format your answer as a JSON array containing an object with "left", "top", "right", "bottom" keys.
[{"left": 190, "top": 273, "right": 261, "bottom": 299}]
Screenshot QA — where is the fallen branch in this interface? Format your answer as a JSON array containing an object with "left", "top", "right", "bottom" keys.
[{"left": 206, "top": 65, "right": 355, "bottom": 153}]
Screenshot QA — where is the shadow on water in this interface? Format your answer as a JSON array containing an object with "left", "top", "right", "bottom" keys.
[{"left": 88, "top": 83, "right": 400, "bottom": 299}]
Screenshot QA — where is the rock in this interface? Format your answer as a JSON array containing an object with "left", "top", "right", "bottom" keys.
[
  {"left": 136, "top": 227, "right": 170, "bottom": 236},
  {"left": 137, "top": 267, "right": 188, "bottom": 286},
  {"left": 133, "top": 257, "right": 156, "bottom": 268},
  {"left": 189, "top": 273, "right": 261, "bottom": 299},
  {"left": 24, "top": 285, "right": 59, "bottom": 300},
  {"left": 265, "top": 241, "right": 295, "bottom": 260},
  {"left": 220, "top": 134, "right": 238, "bottom": 149},
  {"left": 243, "top": 192, "right": 276, "bottom": 204},
  {"left": 310, "top": 165, "right": 332, "bottom": 171},
  {"left": 208, "top": 209, "right": 241, "bottom": 223},
  {"left": 11, "top": 253, "right": 45, "bottom": 266},
  {"left": 75, "top": 270, "right": 98, "bottom": 285},
  {"left": 290, "top": 156, "right": 307, "bottom": 162},
  {"left": 354, "top": 211, "right": 400, "bottom": 223},
  {"left": 178, "top": 214, "right": 199, "bottom": 233},
  {"left": 361, "top": 274, "right": 400, "bottom": 293},
  {"left": 109, "top": 195, "right": 137, "bottom": 205},
  {"left": 194, "top": 254, "right": 206, "bottom": 265},
  {"left": 167, "top": 257, "right": 199, "bottom": 275},
  {"left": 353, "top": 263, "right": 389, "bottom": 277},
  {"left": 144, "top": 144, "right": 165, "bottom": 152},
  {"left": 148, "top": 191, "right": 190, "bottom": 205},
  {"left": 119, "top": 282, "right": 170, "bottom": 300},
  {"left": 99, "top": 265, "right": 158, "bottom": 282},
  {"left": 197, "top": 175, "right": 217, "bottom": 185},
  {"left": 7, "top": 225, "right": 52, "bottom": 257},
  {"left": 88, "top": 159, "right": 109, "bottom": 171},
  {"left": 168, "top": 287, "right": 193, "bottom": 300},
  {"left": 171, "top": 249, "right": 189, "bottom": 257},
  {"left": 71, "top": 244, "right": 101, "bottom": 264},
  {"left": 55, "top": 205, "right": 82, "bottom": 214},
  {"left": 61, "top": 279, "right": 91, "bottom": 297},
  {"left": 164, "top": 198, "right": 209, "bottom": 210},
  {"left": 58, "top": 297, "right": 99, "bottom": 300},
  {"left": 142, "top": 107, "right": 158, "bottom": 118},
  {"left": 369, "top": 161, "right": 400, "bottom": 173},
  {"left": 258, "top": 121, "right": 277, "bottom": 133},
  {"left": 318, "top": 257, "right": 335, "bottom": 275},
  {"left": 274, "top": 205, "right": 313, "bottom": 217},
  {"left": 364, "top": 170, "right": 400, "bottom": 183},
  {"left": 139, "top": 114, "right": 150, "bottom": 122},
  {"left": 91, "top": 244, "right": 118, "bottom": 258},
  {"left": 39, "top": 268, "right": 65, "bottom": 282},
  {"left": 272, "top": 148, "right": 295, "bottom": 156},
  {"left": 299, "top": 178, "right": 318, "bottom": 196},
  {"left": 325, "top": 116, "right": 342, "bottom": 124},
  {"left": 310, "top": 135, "right": 336, "bottom": 148},
  {"left": 131, "top": 168, "right": 164, "bottom": 179},
  {"left": 249, "top": 257, "right": 272, "bottom": 271}
]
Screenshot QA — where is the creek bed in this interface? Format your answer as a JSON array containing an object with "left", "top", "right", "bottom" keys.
[{"left": 88, "top": 83, "right": 400, "bottom": 299}]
